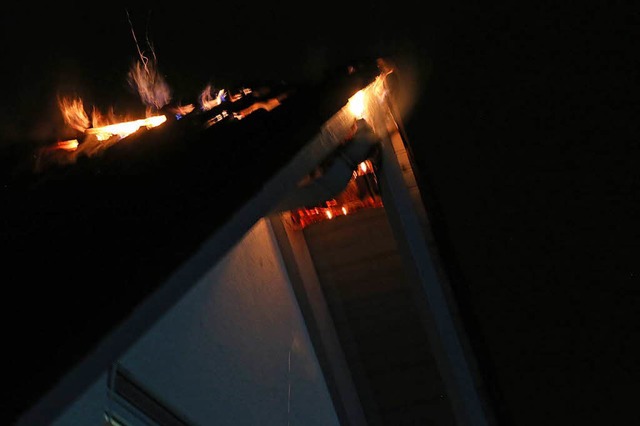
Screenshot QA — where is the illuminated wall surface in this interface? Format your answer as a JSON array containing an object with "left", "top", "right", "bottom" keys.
[{"left": 53, "top": 218, "right": 339, "bottom": 426}]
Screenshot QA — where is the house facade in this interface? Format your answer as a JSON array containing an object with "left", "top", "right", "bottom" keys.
[{"left": 12, "top": 59, "right": 495, "bottom": 426}]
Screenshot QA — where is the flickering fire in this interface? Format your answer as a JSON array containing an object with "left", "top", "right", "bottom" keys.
[
  {"left": 46, "top": 46, "right": 174, "bottom": 166},
  {"left": 57, "top": 93, "right": 168, "bottom": 141},
  {"left": 348, "top": 90, "right": 366, "bottom": 119}
]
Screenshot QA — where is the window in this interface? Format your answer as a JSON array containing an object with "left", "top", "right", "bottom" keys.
[{"left": 104, "top": 364, "right": 191, "bottom": 426}]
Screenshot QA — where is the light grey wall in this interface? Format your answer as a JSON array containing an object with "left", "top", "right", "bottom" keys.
[{"left": 53, "top": 218, "right": 339, "bottom": 426}]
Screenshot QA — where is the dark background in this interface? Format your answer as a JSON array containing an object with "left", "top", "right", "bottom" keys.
[{"left": 1, "top": 3, "right": 637, "bottom": 425}]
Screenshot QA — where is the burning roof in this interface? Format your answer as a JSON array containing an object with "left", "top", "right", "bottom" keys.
[{"left": 1, "top": 56, "right": 387, "bottom": 424}]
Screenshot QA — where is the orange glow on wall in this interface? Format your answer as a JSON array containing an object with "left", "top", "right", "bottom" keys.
[{"left": 286, "top": 159, "right": 383, "bottom": 229}]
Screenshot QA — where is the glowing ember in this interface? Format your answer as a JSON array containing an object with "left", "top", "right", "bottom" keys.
[
  {"left": 205, "top": 111, "right": 229, "bottom": 128},
  {"left": 56, "top": 139, "right": 79, "bottom": 151},
  {"left": 230, "top": 88, "right": 252, "bottom": 102},
  {"left": 235, "top": 97, "right": 283, "bottom": 119}
]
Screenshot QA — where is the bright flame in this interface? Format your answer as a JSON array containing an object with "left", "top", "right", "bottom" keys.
[
  {"left": 326, "top": 210, "right": 333, "bottom": 219},
  {"left": 57, "top": 55, "right": 173, "bottom": 145},
  {"left": 348, "top": 90, "right": 366, "bottom": 119},
  {"left": 342, "top": 207, "right": 348, "bottom": 215},
  {"left": 85, "top": 115, "right": 166, "bottom": 140},
  {"left": 345, "top": 69, "right": 401, "bottom": 124}
]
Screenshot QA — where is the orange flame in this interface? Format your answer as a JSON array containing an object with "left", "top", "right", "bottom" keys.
[
  {"left": 58, "top": 96, "right": 90, "bottom": 133},
  {"left": 235, "top": 97, "right": 283, "bottom": 119},
  {"left": 55, "top": 139, "right": 79, "bottom": 151},
  {"left": 199, "top": 85, "right": 225, "bottom": 111}
]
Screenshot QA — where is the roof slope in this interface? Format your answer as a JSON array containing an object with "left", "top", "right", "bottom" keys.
[{"left": 1, "top": 60, "right": 379, "bottom": 425}]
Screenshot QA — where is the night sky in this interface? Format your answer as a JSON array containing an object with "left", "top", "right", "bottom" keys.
[{"left": 2, "top": 3, "right": 638, "bottom": 425}]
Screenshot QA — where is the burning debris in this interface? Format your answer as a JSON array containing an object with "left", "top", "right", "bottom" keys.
[
  {"left": 32, "top": 10, "right": 292, "bottom": 173},
  {"left": 35, "top": 58, "right": 291, "bottom": 172},
  {"left": 25, "top": 15, "right": 397, "bottom": 231}
]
